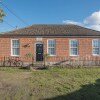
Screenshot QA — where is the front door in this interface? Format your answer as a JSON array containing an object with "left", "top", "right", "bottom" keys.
[{"left": 36, "top": 43, "right": 44, "bottom": 61}]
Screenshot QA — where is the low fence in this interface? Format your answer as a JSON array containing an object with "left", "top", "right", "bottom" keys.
[
  {"left": 46, "top": 56, "right": 100, "bottom": 67},
  {"left": 0, "top": 56, "right": 33, "bottom": 67},
  {"left": 0, "top": 56, "right": 100, "bottom": 67}
]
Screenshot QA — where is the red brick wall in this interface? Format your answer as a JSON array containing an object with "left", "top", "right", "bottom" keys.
[{"left": 0, "top": 37, "right": 99, "bottom": 61}]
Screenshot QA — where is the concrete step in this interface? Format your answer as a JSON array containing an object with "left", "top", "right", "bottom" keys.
[{"left": 33, "top": 61, "right": 44, "bottom": 67}]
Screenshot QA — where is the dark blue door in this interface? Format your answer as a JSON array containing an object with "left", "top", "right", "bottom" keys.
[{"left": 36, "top": 44, "right": 43, "bottom": 61}]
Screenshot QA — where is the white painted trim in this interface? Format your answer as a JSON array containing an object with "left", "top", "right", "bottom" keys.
[
  {"left": 47, "top": 39, "right": 56, "bottom": 56},
  {"left": 11, "top": 39, "right": 20, "bottom": 56},
  {"left": 70, "top": 54, "right": 79, "bottom": 56},
  {"left": 92, "top": 54, "right": 100, "bottom": 56},
  {"left": 48, "top": 55, "right": 56, "bottom": 57},
  {"left": 69, "top": 39, "right": 79, "bottom": 56}
]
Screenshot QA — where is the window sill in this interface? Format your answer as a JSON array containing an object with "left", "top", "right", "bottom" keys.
[
  {"left": 11, "top": 55, "right": 20, "bottom": 57},
  {"left": 70, "top": 55, "right": 79, "bottom": 57},
  {"left": 92, "top": 54, "right": 100, "bottom": 56},
  {"left": 49, "top": 55, "right": 56, "bottom": 57}
]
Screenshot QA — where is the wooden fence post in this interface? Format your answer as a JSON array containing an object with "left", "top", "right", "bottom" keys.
[
  {"left": 4, "top": 56, "right": 5, "bottom": 67},
  {"left": 32, "top": 56, "right": 34, "bottom": 66},
  {"left": 44, "top": 55, "right": 46, "bottom": 68}
]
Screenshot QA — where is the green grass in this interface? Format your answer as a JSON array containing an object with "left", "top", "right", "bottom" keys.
[{"left": 0, "top": 67, "right": 100, "bottom": 100}]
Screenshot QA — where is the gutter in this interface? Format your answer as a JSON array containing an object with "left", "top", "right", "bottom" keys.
[{"left": 0, "top": 35, "right": 100, "bottom": 38}]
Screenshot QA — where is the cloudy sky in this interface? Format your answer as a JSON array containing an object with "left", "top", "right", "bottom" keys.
[
  {"left": 0, "top": 0, "right": 100, "bottom": 32},
  {"left": 63, "top": 11, "right": 100, "bottom": 31}
]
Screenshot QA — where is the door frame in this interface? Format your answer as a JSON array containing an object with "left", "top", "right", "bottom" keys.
[{"left": 35, "top": 42, "right": 44, "bottom": 62}]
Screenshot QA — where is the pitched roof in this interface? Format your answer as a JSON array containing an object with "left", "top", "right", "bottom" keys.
[{"left": 1, "top": 24, "right": 100, "bottom": 37}]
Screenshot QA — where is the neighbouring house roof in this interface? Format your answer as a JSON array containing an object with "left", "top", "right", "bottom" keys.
[{"left": 1, "top": 24, "right": 100, "bottom": 37}]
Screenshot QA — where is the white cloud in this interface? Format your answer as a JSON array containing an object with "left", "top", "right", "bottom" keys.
[
  {"left": 88, "top": 25, "right": 100, "bottom": 31},
  {"left": 84, "top": 11, "right": 100, "bottom": 25},
  {"left": 63, "top": 20, "right": 83, "bottom": 26},
  {"left": 63, "top": 10, "right": 100, "bottom": 31}
]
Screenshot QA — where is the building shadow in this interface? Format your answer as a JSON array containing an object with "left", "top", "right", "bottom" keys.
[{"left": 44, "top": 79, "right": 100, "bottom": 100}]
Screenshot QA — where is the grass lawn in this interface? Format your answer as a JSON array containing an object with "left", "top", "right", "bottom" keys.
[{"left": 0, "top": 67, "right": 100, "bottom": 100}]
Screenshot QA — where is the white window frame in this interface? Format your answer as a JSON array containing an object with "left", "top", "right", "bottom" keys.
[
  {"left": 70, "top": 39, "right": 78, "bottom": 56},
  {"left": 11, "top": 39, "right": 20, "bottom": 56},
  {"left": 92, "top": 39, "right": 100, "bottom": 56},
  {"left": 47, "top": 39, "right": 56, "bottom": 56}
]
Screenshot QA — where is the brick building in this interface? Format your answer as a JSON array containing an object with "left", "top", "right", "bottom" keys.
[{"left": 0, "top": 24, "right": 100, "bottom": 64}]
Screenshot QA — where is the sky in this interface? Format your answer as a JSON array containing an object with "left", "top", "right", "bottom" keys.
[{"left": 0, "top": 0, "right": 100, "bottom": 32}]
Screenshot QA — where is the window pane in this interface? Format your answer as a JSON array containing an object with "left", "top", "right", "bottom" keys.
[
  {"left": 71, "top": 48, "right": 78, "bottom": 55},
  {"left": 48, "top": 40, "right": 55, "bottom": 48},
  {"left": 93, "top": 40, "right": 99, "bottom": 48},
  {"left": 92, "top": 40, "right": 100, "bottom": 55},
  {"left": 70, "top": 40, "right": 78, "bottom": 47},
  {"left": 12, "top": 40, "right": 20, "bottom": 48},
  {"left": 70, "top": 40, "right": 78, "bottom": 56},
  {"left": 13, "top": 48, "right": 19, "bottom": 55},
  {"left": 48, "top": 43, "right": 52, "bottom": 47},
  {"left": 12, "top": 40, "right": 20, "bottom": 55},
  {"left": 48, "top": 40, "right": 56, "bottom": 55},
  {"left": 93, "top": 48, "right": 99, "bottom": 55},
  {"left": 48, "top": 48, "right": 55, "bottom": 55}
]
